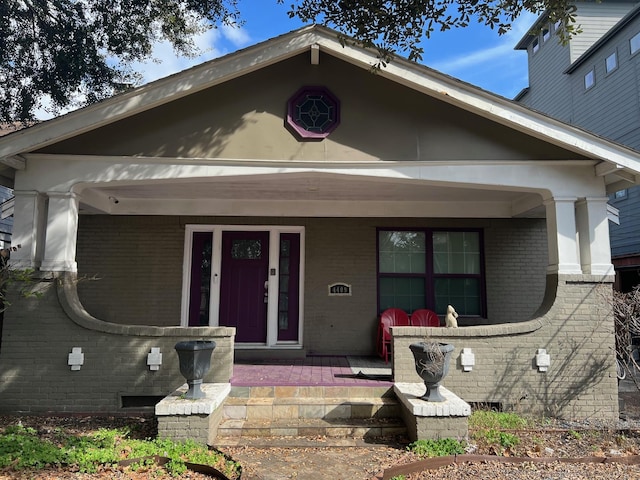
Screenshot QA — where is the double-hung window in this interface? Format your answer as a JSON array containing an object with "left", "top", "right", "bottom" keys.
[{"left": 377, "top": 229, "right": 485, "bottom": 317}]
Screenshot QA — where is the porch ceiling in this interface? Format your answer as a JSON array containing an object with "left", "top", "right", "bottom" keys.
[{"left": 78, "top": 174, "right": 545, "bottom": 218}]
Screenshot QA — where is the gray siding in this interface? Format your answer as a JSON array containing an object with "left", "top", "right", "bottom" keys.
[
  {"left": 610, "top": 186, "right": 640, "bottom": 257},
  {"left": 518, "top": 3, "right": 640, "bottom": 260},
  {"left": 520, "top": 24, "right": 573, "bottom": 121},
  {"left": 570, "top": 2, "right": 637, "bottom": 62}
]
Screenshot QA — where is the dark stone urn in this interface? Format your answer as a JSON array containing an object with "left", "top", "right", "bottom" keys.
[
  {"left": 409, "top": 342, "right": 455, "bottom": 402},
  {"left": 174, "top": 340, "right": 216, "bottom": 399}
]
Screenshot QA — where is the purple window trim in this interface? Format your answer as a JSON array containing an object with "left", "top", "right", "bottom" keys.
[{"left": 286, "top": 86, "right": 340, "bottom": 139}]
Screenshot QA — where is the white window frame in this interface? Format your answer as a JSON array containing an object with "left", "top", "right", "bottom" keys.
[
  {"left": 606, "top": 51, "right": 618, "bottom": 74},
  {"left": 584, "top": 69, "right": 595, "bottom": 90},
  {"left": 181, "top": 224, "right": 306, "bottom": 348}
]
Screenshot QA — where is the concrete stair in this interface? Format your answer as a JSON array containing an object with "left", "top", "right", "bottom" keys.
[{"left": 216, "top": 385, "right": 407, "bottom": 444}]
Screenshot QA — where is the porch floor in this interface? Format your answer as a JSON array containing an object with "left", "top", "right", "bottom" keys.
[{"left": 230, "top": 355, "right": 393, "bottom": 387}]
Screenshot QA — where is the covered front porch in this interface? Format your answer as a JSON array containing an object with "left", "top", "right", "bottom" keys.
[{"left": 0, "top": 26, "right": 635, "bottom": 419}]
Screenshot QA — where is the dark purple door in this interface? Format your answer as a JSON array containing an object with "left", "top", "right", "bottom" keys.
[{"left": 219, "top": 231, "right": 269, "bottom": 343}]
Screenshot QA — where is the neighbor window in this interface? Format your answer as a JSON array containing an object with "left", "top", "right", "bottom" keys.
[
  {"left": 615, "top": 189, "right": 628, "bottom": 199},
  {"left": 377, "top": 229, "right": 484, "bottom": 316},
  {"left": 542, "top": 28, "right": 550, "bottom": 42},
  {"left": 584, "top": 69, "right": 595, "bottom": 89},
  {"left": 631, "top": 32, "right": 640, "bottom": 55},
  {"left": 606, "top": 52, "right": 618, "bottom": 73},
  {"left": 554, "top": 20, "right": 562, "bottom": 32},
  {"left": 532, "top": 37, "right": 540, "bottom": 54}
]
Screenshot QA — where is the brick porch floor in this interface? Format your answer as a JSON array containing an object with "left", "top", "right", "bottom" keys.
[{"left": 230, "top": 355, "right": 393, "bottom": 387}]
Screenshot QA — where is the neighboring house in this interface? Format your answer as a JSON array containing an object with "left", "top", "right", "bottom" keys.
[
  {"left": 0, "top": 25, "right": 637, "bottom": 419},
  {"left": 0, "top": 125, "right": 17, "bottom": 249},
  {"left": 515, "top": 0, "right": 640, "bottom": 291}
]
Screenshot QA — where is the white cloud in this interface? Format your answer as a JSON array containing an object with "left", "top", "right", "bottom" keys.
[
  {"left": 133, "top": 27, "right": 223, "bottom": 84},
  {"left": 430, "top": 13, "right": 538, "bottom": 75},
  {"left": 221, "top": 23, "right": 251, "bottom": 48}
]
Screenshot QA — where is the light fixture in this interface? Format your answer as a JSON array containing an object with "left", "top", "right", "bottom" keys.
[
  {"left": 536, "top": 348, "right": 551, "bottom": 372},
  {"left": 461, "top": 348, "right": 475, "bottom": 372},
  {"left": 147, "top": 347, "right": 163, "bottom": 371}
]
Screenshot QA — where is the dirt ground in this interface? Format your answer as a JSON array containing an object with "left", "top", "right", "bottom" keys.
[{"left": 2, "top": 390, "right": 640, "bottom": 479}]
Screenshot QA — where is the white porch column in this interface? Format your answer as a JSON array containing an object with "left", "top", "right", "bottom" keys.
[
  {"left": 576, "top": 197, "right": 614, "bottom": 276},
  {"left": 9, "top": 191, "right": 46, "bottom": 269},
  {"left": 40, "top": 192, "right": 79, "bottom": 272},
  {"left": 544, "top": 197, "right": 582, "bottom": 275}
]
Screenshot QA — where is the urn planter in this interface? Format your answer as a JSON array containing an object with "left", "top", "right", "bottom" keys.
[
  {"left": 409, "top": 342, "right": 455, "bottom": 402},
  {"left": 174, "top": 340, "right": 216, "bottom": 399}
]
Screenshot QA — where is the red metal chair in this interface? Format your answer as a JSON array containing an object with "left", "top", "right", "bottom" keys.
[
  {"left": 377, "top": 308, "right": 410, "bottom": 363},
  {"left": 410, "top": 309, "right": 440, "bottom": 327}
]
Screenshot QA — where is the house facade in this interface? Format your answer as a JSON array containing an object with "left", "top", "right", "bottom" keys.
[
  {"left": 0, "top": 26, "right": 636, "bottom": 418},
  {"left": 516, "top": 0, "right": 640, "bottom": 290}
]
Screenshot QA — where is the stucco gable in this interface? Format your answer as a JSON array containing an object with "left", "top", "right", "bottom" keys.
[{"left": 36, "top": 52, "right": 587, "bottom": 163}]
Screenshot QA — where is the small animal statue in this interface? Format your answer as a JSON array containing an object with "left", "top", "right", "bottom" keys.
[{"left": 445, "top": 304, "right": 459, "bottom": 328}]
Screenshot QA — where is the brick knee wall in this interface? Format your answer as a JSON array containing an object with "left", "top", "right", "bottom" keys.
[
  {"left": 0, "top": 277, "right": 235, "bottom": 414},
  {"left": 392, "top": 275, "right": 618, "bottom": 420},
  {"left": 157, "top": 406, "right": 223, "bottom": 445}
]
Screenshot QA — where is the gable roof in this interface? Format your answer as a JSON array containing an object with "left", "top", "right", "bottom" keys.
[{"left": 1, "top": 24, "right": 640, "bottom": 188}]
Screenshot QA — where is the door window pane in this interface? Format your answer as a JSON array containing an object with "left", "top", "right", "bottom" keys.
[{"left": 231, "top": 239, "right": 262, "bottom": 259}]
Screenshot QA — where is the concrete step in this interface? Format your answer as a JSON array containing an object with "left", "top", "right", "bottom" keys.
[
  {"left": 220, "top": 384, "right": 407, "bottom": 440},
  {"left": 217, "top": 417, "right": 407, "bottom": 440}
]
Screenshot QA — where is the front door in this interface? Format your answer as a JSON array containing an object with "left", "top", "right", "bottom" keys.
[{"left": 219, "top": 231, "right": 270, "bottom": 343}]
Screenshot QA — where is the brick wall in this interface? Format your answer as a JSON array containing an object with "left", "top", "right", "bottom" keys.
[
  {"left": 392, "top": 275, "right": 618, "bottom": 420},
  {"left": 0, "top": 215, "right": 553, "bottom": 413},
  {"left": 75, "top": 216, "right": 546, "bottom": 355},
  {"left": 0, "top": 276, "right": 235, "bottom": 413}
]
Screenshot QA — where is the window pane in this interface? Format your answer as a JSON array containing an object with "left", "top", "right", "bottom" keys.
[
  {"left": 584, "top": 70, "right": 595, "bottom": 90},
  {"left": 632, "top": 33, "right": 640, "bottom": 55},
  {"left": 379, "top": 231, "right": 426, "bottom": 273},
  {"left": 379, "top": 277, "right": 425, "bottom": 313},
  {"left": 433, "top": 232, "right": 480, "bottom": 274},
  {"left": 434, "top": 278, "right": 481, "bottom": 316},
  {"left": 606, "top": 52, "right": 617, "bottom": 73}
]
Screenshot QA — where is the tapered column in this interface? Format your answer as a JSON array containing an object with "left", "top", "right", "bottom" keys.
[
  {"left": 40, "top": 192, "right": 79, "bottom": 272},
  {"left": 544, "top": 197, "right": 582, "bottom": 275},
  {"left": 9, "top": 191, "right": 46, "bottom": 269},
  {"left": 576, "top": 197, "right": 614, "bottom": 276}
]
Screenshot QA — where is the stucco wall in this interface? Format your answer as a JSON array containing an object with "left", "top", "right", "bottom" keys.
[{"left": 76, "top": 215, "right": 547, "bottom": 356}]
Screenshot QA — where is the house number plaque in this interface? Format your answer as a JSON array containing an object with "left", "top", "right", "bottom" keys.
[{"left": 328, "top": 283, "right": 351, "bottom": 296}]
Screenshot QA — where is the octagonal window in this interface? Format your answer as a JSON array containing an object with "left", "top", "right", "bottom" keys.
[{"left": 286, "top": 86, "right": 340, "bottom": 139}]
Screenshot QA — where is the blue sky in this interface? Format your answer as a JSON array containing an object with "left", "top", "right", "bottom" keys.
[
  {"left": 35, "top": 3, "right": 540, "bottom": 118},
  {"left": 133, "top": 2, "right": 539, "bottom": 100}
]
